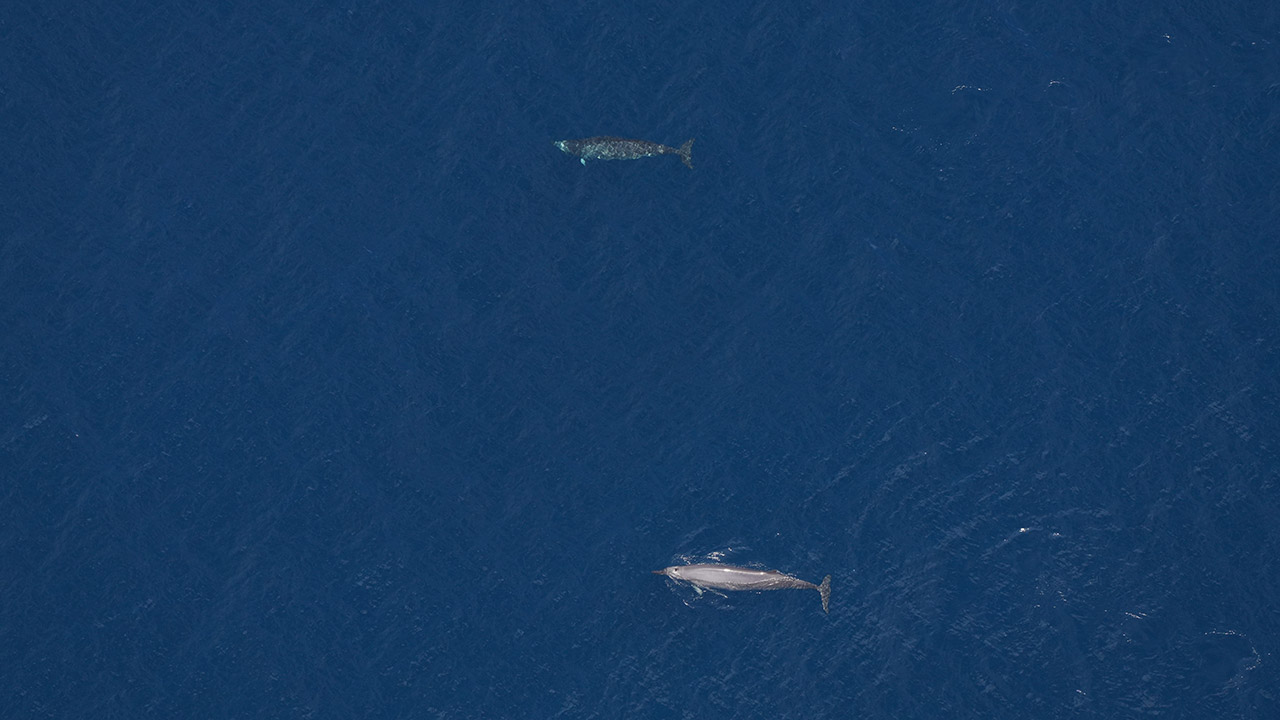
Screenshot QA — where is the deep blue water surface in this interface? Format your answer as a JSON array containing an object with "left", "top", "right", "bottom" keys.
[{"left": 3, "top": 1, "right": 1278, "bottom": 718}]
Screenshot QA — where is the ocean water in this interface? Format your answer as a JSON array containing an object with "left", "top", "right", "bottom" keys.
[{"left": 2, "top": 1, "right": 1277, "bottom": 718}]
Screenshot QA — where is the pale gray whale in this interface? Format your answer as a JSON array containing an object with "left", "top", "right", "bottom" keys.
[
  {"left": 555, "top": 136, "right": 694, "bottom": 168},
  {"left": 653, "top": 563, "right": 831, "bottom": 613}
]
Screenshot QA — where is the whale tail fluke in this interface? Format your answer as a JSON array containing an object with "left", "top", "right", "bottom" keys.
[
  {"left": 678, "top": 139, "right": 694, "bottom": 169},
  {"left": 818, "top": 575, "right": 831, "bottom": 613}
]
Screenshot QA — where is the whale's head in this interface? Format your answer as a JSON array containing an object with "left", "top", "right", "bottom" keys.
[{"left": 554, "top": 140, "right": 568, "bottom": 153}]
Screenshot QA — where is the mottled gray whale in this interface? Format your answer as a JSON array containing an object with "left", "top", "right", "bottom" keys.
[
  {"left": 654, "top": 563, "right": 831, "bottom": 613},
  {"left": 555, "top": 136, "right": 694, "bottom": 169}
]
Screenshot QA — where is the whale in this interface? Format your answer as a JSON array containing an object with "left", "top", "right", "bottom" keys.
[
  {"left": 555, "top": 136, "right": 694, "bottom": 168},
  {"left": 653, "top": 563, "right": 831, "bottom": 613}
]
